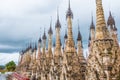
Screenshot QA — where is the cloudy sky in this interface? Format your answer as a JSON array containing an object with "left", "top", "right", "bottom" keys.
[{"left": 0, "top": 0, "right": 120, "bottom": 53}]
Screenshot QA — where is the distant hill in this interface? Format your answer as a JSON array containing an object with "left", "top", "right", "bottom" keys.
[{"left": 0, "top": 65, "right": 5, "bottom": 70}]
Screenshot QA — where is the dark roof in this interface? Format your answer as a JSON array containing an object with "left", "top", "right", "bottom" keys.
[
  {"left": 60, "top": 39, "right": 62, "bottom": 46},
  {"left": 53, "top": 40, "right": 56, "bottom": 47},
  {"left": 48, "top": 20, "right": 53, "bottom": 34},
  {"left": 55, "top": 19, "right": 61, "bottom": 29},
  {"left": 77, "top": 26, "right": 82, "bottom": 41},
  {"left": 66, "top": 0, "right": 73, "bottom": 19},
  {"left": 90, "top": 16, "right": 95, "bottom": 30},
  {"left": 48, "top": 26, "right": 53, "bottom": 34},
  {"left": 64, "top": 29, "right": 68, "bottom": 39},
  {"left": 42, "top": 29, "right": 47, "bottom": 40},
  {"left": 77, "top": 31, "right": 82, "bottom": 41},
  {"left": 38, "top": 37, "right": 42, "bottom": 43},
  {"left": 107, "top": 11, "right": 115, "bottom": 26},
  {"left": 55, "top": 9, "right": 61, "bottom": 28},
  {"left": 89, "top": 32, "right": 91, "bottom": 41}
]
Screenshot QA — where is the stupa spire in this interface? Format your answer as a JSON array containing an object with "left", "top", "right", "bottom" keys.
[
  {"left": 95, "top": 0, "right": 110, "bottom": 39},
  {"left": 57, "top": 7, "right": 59, "bottom": 20},
  {"left": 42, "top": 28, "right": 47, "bottom": 40},
  {"left": 54, "top": 9, "right": 62, "bottom": 57},
  {"left": 77, "top": 21, "right": 82, "bottom": 41},
  {"left": 90, "top": 15, "right": 95, "bottom": 30},
  {"left": 107, "top": 11, "right": 115, "bottom": 28},
  {"left": 64, "top": 28, "right": 68, "bottom": 39},
  {"left": 42, "top": 27, "right": 46, "bottom": 55},
  {"left": 65, "top": 0, "right": 75, "bottom": 54},
  {"left": 55, "top": 8, "right": 61, "bottom": 29},
  {"left": 66, "top": 0, "right": 73, "bottom": 19},
  {"left": 48, "top": 17, "right": 53, "bottom": 35},
  {"left": 48, "top": 18, "right": 53, "bottom": 58}
]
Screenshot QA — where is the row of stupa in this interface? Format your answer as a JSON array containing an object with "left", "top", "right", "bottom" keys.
[{"left": 16, "top": 0, "right": 120, "bottom": 80}]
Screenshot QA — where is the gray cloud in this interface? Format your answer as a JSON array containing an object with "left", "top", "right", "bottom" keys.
[{"left": 0, "top": 0, "right": 120, "bottom": 53}]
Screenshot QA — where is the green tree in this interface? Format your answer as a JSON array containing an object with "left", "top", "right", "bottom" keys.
[{"left": 5, "top": 61, "right": 16, "bottom": 71}]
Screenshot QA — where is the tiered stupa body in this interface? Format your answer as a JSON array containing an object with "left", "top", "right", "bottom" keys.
[
  {"left": 86, "top": 0, "right": 120, "bottom": 80},
  {"left": 88, "top": 16, "right": 95, "bottom": 60},
  {"left": 16, "top": 0, "right": 120, "bottom": 80},
  {"left": 77, "top": 24, "right": 86, "bottom": 80},
  {"left": 31, "top": 44, "right": 37, "bottom": 80},
  {"left": 36, "top": 37, "right": 42, "bottom": 79},
  {"left": 46, "top": 21, "right": 53, "bottom": 80},
  {"left": 64, "top": 0, "right": 81, "bottom": 79},
  {"left": 41, "top": 29, "right": 47, "bottom": 80},
  {"left": 54, "top": 9, "right": 62, "bottom": 80}
]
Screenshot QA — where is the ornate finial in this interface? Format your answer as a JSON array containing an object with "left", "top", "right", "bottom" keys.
[
  {"left": 48, "top": 17, "right": 53, "bottom": 34},
  {"left": 57, "top": 7, "right": 59, "bottom": 20},
  {"left": 92, "top": 12, "right": 93, "bottom": 22},
  {"left": 38, "top": 27, "right": 42, "bottom": 43},
  {"left": 109, "top": 11, "right": 112, "bottom": 17},
  {"left": 42, "top": 27, "right": 47, "bottom": 40},
  {"left": 39, "top": 37, "right": 42, "bottom": 43},
  {"left": 69, "top": 0, "right": 70, "bottom": 9},
  {"left": 107, "top": 11, "right": 115, "bottom": 27},
  {"left": 90, "top": 14, "right": 95, "bottom": 30},
  {"left": 88, "top": 31, "right": 91, "bottom": 47},
  {"left": 77, "top": 20, "right": 82, "bottom": 41},
  {"left": 55, "top": 8, "right": 61, "bottom": 29},
  {"left": 89, "top": 32, "right": 91, "bottom": 41},
  {"left": 66, "top": 0, "right": 73, "bottom": 19},
  {"left": 64, "top": 28, "right": 68, "bottom": 39},
  {"left": 78, "top": 20, "right": 79, "bottom": 29},
  {"left": 50, "top": 16, "right": 52, "bottom": 27}
]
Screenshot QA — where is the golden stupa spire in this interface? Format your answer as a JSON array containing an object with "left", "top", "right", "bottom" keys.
[
  {"left": 37, "top": 29, "right": 42, "bottom": 60},
  {"left": 42, "top": 28, "right": 47, "bottom": 55},
  {"left": 65, "top": 0, "right": 75, "bottom": 53},
  {"left": 48, "top": 18, "right": 53, "bottom": 57},
  {"left": 77, "top": 21, "right": 83, "bottom": 57},
  {"left": 54, "top": 8, "right": 62, "bottom": 56},
  {"left": 95, "top": 0, "right": 110, "bottom": 39},
  {"left": 55, "top": 10, "right": 61, "bottom": 49}
]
